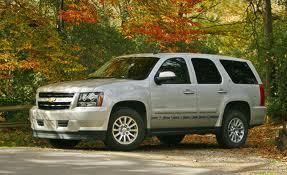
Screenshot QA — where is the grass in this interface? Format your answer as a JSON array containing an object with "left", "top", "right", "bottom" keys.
[{"left": 0, "top": 128, "right": 48, "bottom": 147}]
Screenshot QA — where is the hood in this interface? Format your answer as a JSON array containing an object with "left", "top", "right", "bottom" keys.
[{"left": 37, "top": 79, "right": 131, "bottom": 92}]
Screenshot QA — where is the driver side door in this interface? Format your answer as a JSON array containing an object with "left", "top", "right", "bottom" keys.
[{"left": 150, "top": 57, "right": 197, "bottom": 129}]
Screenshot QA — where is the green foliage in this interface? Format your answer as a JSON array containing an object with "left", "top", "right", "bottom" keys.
[
  {"left": 0, "top": 128, "right": 48, "bottom": 147},
  {"left": 267, "top": 97, "right": 285, "bottom": 121},
  {"left": 269, "top": 19, "right": 287, "bottom": 120},
  {"left": 268, "top": 28, "right": 287, "bottom": 120},
  {"left": 67, "top": 23, "right": 159, "bottom": 74},
  {"left": 68, "top": 23, "right": 135, "bottom": 73},
  {"left": 3, "top": 111, "right": 29, "bottom": 122}
]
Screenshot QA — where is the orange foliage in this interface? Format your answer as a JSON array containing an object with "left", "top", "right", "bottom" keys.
[
  {"left": 18, "top": 59, "right": 40, "bottom": 69},
  {"left": 0, "top": 59, "right": 39, "bottom": 71},
  {"left": 125, "top": 0, "right": 204, "bottom": 47},
  {"left": 60, "top": 1, "right": 98, "bottom": 24}
]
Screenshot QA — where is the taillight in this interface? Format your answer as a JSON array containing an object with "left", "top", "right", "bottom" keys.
[{"left": 259, "top": 84, "right": 265, "bottom": 106}]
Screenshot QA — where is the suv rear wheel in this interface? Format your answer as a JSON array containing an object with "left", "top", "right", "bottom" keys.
[
  {"left": 216, "top": 109, "right": 248, "bottom": 148},
  {"left": 157, "top": 135, "right": 185, "bottom": 145},
  {"left": 105, "top": 108, "right": 145, "bottom": 151}
]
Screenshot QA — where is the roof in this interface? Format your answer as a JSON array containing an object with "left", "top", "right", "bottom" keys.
[{"left": 118, "top": 53, "right": 248, "bottom": 62}]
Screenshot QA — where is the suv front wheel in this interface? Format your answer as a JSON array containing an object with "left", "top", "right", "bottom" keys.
[
  {"left": 105, "top": 108, "right": 145, "bottom": 151},
  {"left": 216, "top": 109, "right": 248, "bottom": 148}
]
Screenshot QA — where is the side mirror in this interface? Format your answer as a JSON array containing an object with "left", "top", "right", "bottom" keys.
[{"left": 154, "top": 71, "right": 176, "bottom": 85}]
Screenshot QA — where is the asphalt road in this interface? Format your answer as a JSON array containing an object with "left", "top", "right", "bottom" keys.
[
  {"left": 0, "top": 148, "right": 212, "bottom": 175},
  {"left": 0, "top": 147, "right": 286, "bottom": 175}
]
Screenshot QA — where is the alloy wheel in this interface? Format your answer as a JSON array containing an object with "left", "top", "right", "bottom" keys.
[{"left": 112, "top": 116, "right": 139, "bottom": 145}]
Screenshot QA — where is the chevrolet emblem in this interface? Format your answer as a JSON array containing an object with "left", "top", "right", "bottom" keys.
[{"left": 47, "top": 97, "right": 56, "bottom": 103}]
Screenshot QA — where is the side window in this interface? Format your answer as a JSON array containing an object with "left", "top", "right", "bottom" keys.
[
  {"left": 156, "top": 57, "right": 190, "bottom": 84},
  {"left": 220, "top": 60, "right": 258, "bottom": 84},
  {"left": 191, "top": 58, "right": 222, "bottom": 84}
]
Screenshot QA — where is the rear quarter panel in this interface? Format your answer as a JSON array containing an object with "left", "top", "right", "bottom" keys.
[{"left": 215, "top": 59, "right": 265, "bottom": 127}]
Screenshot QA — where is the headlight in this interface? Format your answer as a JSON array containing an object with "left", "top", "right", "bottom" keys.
[{"left": 77, "top": 92, "right": 104, "bottom": 107}]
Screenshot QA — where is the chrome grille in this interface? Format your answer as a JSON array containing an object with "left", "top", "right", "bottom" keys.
[
  {"left": 38, "top": 92, "right": 74, "bottom": 110},
  {"left": 39, "top": 92, "right": 74, "bottom": 98}
]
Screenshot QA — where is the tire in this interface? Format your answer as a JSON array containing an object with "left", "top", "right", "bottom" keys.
[
  {"left": 216, "top": 109, "right": 248, "bottom": 148},
  {"left": 105, "top": 108, "right": 145, "bottom": 151},
  {"left": 48, "top": 139, "right": 80, "bottom": 149},
  {"left": 157, "top": 135, "right": 185, "bottom": 145}
]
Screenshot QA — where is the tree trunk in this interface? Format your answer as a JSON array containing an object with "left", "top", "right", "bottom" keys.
[
  {"left": 263, "top": 0, "right": 273, "bottom": 98},
  {"left": 57, "top": 0, "right": 64, "bottom": 32}
]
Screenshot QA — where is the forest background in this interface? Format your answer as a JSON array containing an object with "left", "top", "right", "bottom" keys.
[{"left": 0, "top": 0, "right": 286, "bottom": 124}]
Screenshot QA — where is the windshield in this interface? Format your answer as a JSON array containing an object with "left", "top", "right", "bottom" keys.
[{"left": 89, "top": 57, "right": 159, "bottom": 80}]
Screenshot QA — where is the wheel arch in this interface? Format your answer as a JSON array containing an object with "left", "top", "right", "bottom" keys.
[
  {"left": 109, "top": 100, "right": 148, "bottom": 129},
  {"left": 218, "top": 100, "right": 251, "bottom": 127}
]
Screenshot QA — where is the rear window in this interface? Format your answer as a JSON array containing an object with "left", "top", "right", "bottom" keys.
[{"left": 220, "top": 60, "right": 258, "bottom": 84}]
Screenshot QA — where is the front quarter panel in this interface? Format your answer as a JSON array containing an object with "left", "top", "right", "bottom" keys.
[{"left": 95, "top": 80, "right": 151, "bottom": 129}]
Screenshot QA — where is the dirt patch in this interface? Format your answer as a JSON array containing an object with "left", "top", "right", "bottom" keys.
[{"left": 141, "top": 124, "right": 287, "bottom": 162}]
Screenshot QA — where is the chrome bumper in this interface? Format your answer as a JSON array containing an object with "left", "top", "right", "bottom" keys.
[
  {"left": 250, "top": 106, "right": 266, "bottom": 126},
  {"left": 33, "top": 130, "right": 106, "bottom": 140},
  {"left": 30, "top": 106, "right": 110, "bottom": 138}
]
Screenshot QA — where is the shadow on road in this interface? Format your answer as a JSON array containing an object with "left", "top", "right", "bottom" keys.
[
  {"left": 138, "top": 142, "right": 221, "bottom": 151},
  {"left": 74, "top": 139, "right": 243, "bottom": 152},
  {"left": 60, "top": 133, "right": 258, "bottom": 154}
]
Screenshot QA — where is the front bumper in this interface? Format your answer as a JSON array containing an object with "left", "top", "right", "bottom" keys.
[
  {"left": 33, "top": 130, "right": 106, "bottom": 140},
  {"left": 30, "top": 106, "right": 110, "bottom": 139}
]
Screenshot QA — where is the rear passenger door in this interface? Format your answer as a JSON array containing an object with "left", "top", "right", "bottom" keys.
[{"left": 191, "top": 58, "right": 227, "bottom": 127}]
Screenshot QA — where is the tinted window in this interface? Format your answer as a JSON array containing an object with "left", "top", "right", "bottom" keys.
[
  {"left": 156, "top": 57, "right": 190, "bottom": 84},
  {"left": 89, "top": 57, "right": 159, "bottom": 80},
  {"left": 192, "top": 58, "right": 222, "bottom": 84},
  {"left": 220, "top": 60, "right": 258, "bottom": 84}
]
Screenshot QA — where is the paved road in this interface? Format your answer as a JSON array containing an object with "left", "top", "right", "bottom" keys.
[
  {"left": 0, "top": 147, "right": 286, "bottom": 175},
  {"left": 0, "top": 148, "right": 213, "bottom": 175}
]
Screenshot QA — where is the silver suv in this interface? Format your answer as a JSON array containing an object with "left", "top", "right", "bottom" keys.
[{"left": 30, "top": 53, "right": 266, "bottom": 150}]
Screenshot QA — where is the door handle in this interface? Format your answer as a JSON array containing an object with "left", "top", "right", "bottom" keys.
[
  {"left": 183, "top": 89, "right": 195, "bottom": 95},
  {"left": 217, "top": 89, "right": 227, "bottom": 94}
]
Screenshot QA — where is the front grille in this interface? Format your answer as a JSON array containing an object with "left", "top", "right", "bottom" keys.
[
  {"left": 38, "top": 92, "right": 74, "bottom": 110},
  {"left": 39, "top": 92, "right": 74, "bottom": 98},
  {"left": 38, "top": 102, "right": 71, "bottom": 110}
]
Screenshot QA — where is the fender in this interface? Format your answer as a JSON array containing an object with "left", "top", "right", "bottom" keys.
[
  {"left": 215, "top": 96, "right": 252, "bottom": 127},
  {"left": 99, "top": 81, "right": 151, "bottom": 129}
]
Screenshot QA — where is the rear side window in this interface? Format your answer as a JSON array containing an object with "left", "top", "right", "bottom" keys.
[
  {"left": 191, "top": 58, "right": 222, "bottom": 84},
  {"left": 220, "top": 60, "right": 258, "bottom": 84}
]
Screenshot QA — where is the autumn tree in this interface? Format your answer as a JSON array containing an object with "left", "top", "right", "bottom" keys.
[
  {"left": 60, "top": 0, "right": 98, "bottom": 24},
  {"left": 0, "top": 0, "right": 85, "bottom": 105},
  {"left": 122, "top": 0, "right": 205, "bottom": 51}
]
